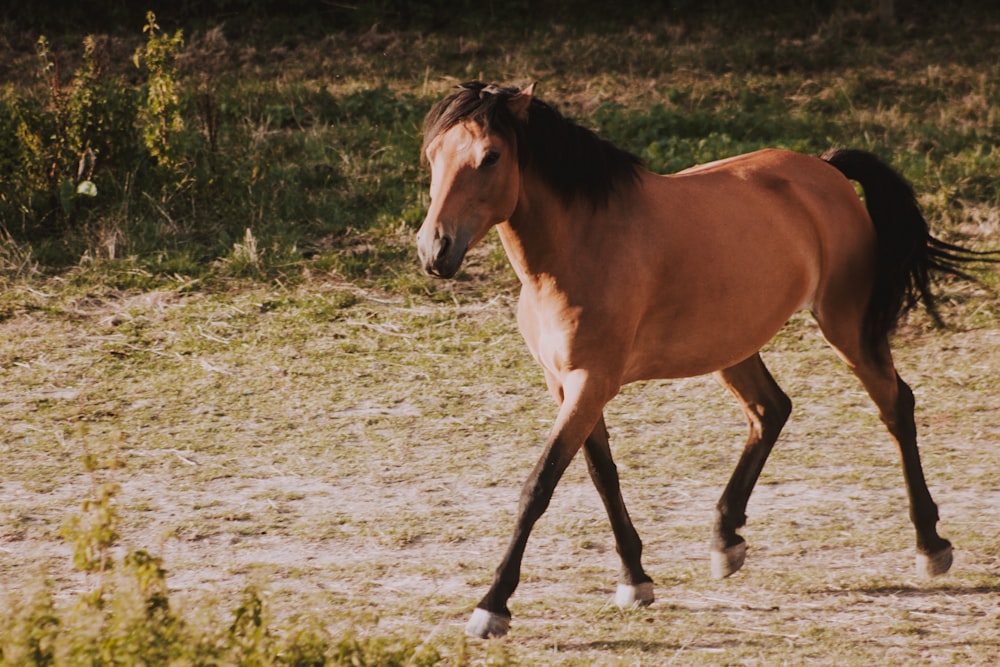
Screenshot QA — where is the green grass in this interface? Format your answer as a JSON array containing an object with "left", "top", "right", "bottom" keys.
[
  {"left": 2, "top": 4, "right": 999, "bottom": 283},
  {"left": 1, "top": 5, "right": 1000, "bottom": 665}
]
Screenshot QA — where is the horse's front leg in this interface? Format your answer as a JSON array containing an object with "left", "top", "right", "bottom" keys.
[
  {"left": 584, "top": 414, "right": 654, "bottom": 607},
  {"left": 466, "top": 370, "right": 612, "bottom": 638}
]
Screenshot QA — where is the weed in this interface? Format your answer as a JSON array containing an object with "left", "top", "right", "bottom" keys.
[
  {"left": 221, "top": 227, "right": 264, "bottom": 278},
  {"left": 227, "top": 586, "right": 274, "bottom": 665},
  {"left": 0, "top": 577, "right": 60, "bottom": 666},
  {"left": 133, "top": 12, "right": 186, "bottom": 177},
  {"left": 60, "top": 435, "right": 123, "bottom": 582}
]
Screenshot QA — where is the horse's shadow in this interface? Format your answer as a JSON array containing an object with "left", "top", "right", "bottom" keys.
[
  {"left": 559, "top": 638, "right": 756, "bottom": 654},
  {"left": 556, "top": 582, "right": 1000, "bottom": 656},
  {"left": 822, "top": 583, "right": 1000, "bottom": 598}
]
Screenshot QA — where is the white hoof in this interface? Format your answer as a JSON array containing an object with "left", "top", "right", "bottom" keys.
[
  {"left": 465, "top": 608, "right": 511, "bottom": 638},
  {"left": 711, "top": 541, "right": 747, "bottom": 579},
  {"left": 916, "top": 544, "right": 953, "bottom": 577},
  {"left": 615, "top": 581, "right": 655, "bottom": 608}
]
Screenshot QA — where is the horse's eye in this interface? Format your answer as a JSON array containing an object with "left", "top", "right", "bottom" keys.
[{"left": 480, "top": 150, "right": 501, "bottom": 169}]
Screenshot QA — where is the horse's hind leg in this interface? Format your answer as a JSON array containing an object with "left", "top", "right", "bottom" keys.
[
  {"left": 817, "top": 318, "right": 953, "bottom": 577},
  {"left": 583, "top": 414, "right": 654, "bottom": 607},
  {"left": 712, "top": 353, "right": 793, "bottom": 579}
]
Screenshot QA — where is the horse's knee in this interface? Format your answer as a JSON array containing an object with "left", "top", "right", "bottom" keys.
[{"left": 761, "top": 391, "right": 792, "bottom": 438}]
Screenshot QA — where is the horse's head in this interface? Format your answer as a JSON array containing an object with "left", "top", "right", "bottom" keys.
[{"left": 417, "top": 82, "right": 534, "bottom": 278}]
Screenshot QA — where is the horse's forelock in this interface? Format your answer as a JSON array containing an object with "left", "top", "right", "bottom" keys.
[
  {"left": 422, "top": 82, "right": 642, "bottom": 208},
  {"left": 421, "top": 82, "right": 522, "bottom": 160}
]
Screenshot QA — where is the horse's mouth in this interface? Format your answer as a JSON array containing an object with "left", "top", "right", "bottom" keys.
[
  {"left": 421, "top": 237, "right": 468, "bottom": 279},
  {"left": 424, "top": 251, "right": 465, "bottom": 278}
]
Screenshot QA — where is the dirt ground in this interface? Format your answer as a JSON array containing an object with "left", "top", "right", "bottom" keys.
[{"left": 2, "top": 281, "right": 999, "bottom": 664}]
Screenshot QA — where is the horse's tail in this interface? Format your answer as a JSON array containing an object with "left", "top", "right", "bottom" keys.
[{"left": 821, "top": 148, "right": 991, "bottom": 361}]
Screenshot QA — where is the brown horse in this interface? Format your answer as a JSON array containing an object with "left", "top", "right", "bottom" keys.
[{"left": 417, "top": 81, "right": 984, "bottom": 638}]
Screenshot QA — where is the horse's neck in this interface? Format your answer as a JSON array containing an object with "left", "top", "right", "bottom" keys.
[{"left": 496, "top": 176, "right": 577, "bottom": 290}]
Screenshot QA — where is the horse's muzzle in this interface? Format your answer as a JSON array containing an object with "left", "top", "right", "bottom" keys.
[{"left": 418, "top": 230, "right": 466, "bottom": 278}]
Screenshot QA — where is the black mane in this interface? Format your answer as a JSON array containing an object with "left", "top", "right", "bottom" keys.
[{"left": 422, "top": 81, "right": 643, "bottom": 209}]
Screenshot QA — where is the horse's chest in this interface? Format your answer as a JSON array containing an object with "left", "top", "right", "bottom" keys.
[
  {"left": 516, "top": 293, "right": 570, "bottom": 371},
  {"left": 515, "top": 287, "right": 627, "bottom": 379}
]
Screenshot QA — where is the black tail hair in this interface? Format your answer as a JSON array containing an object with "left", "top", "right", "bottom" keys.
[{"left": 821, "top": 148, "right": 996, "bottom": 362}]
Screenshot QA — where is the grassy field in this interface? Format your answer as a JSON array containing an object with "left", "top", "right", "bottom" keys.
[
  {"left": 1, "top": 271, "right": 998, "bottom": 664},
  {"left": 2, "top": 4, "right": 999, "bottom": 665}
]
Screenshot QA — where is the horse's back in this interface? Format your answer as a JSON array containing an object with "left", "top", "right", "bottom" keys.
[
  {"left": 674, "top": 148, "right": 792, "bottom": 176},
  {"left": 657, "top": 148, "right": 875, "bottom": 292}
]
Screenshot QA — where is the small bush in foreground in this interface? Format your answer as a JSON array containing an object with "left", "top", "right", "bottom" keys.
[{"left": 0, "top": 441, "right": 478, "bottom": 667}]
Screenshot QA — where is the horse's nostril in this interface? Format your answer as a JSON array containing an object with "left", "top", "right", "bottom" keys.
[{"left": 436, "top": 235, "right": 452, "bottom": 261}]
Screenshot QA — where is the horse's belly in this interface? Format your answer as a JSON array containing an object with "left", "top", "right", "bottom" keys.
[
  {"left": 623, "top": 320, "right": 786, "bottom": 381},
  {"left": 622, "top": 272, "right": 813, "bottom": 382}
]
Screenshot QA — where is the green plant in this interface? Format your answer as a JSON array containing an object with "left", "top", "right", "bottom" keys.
[
  {"left": 60, "top": 438, "right": 123, "bottom": 586},
  {"left": 220, "top": 227, "right": 264, "bottom": 277},
  {"left": 133, "top": 12, "right": 186, "bottom": 177},
  {"left": 115, "top": 551, "right": 182, "bottom": 663},
  {"left": 227, "top": 586, "right": 274, "bottom": 665},
  {"left": 0, "top": 578, "right": 61, "bottom": 666},
  {"left": 3, "top": 37, "right": 100, "bottom": 231}
]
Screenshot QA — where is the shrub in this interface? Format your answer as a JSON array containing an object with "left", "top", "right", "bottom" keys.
[{"left": 0, "top": 440, "right": 467, "bottom": 665}]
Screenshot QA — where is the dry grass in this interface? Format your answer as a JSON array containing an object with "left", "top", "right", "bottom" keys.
[{"left": 1, "top": 235, "right": 998, "bottom": 663}]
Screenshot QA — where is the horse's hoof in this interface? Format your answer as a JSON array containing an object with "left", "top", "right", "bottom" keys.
[
  {"left": 465, "top": 608, "right": 511, "bottom": 638},
  {"left": 916, "top": 544, "right": 953, "bottom": 577},
  {"left": 710, "top": 541, "right": 747, "bottom": 579},
  {"left": 615, "top": 581, "right": 654, "bottom": 608}
]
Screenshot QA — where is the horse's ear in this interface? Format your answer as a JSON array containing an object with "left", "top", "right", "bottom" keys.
[{"left": 508, "top": 82, "right": 536, "bottom": 122}]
